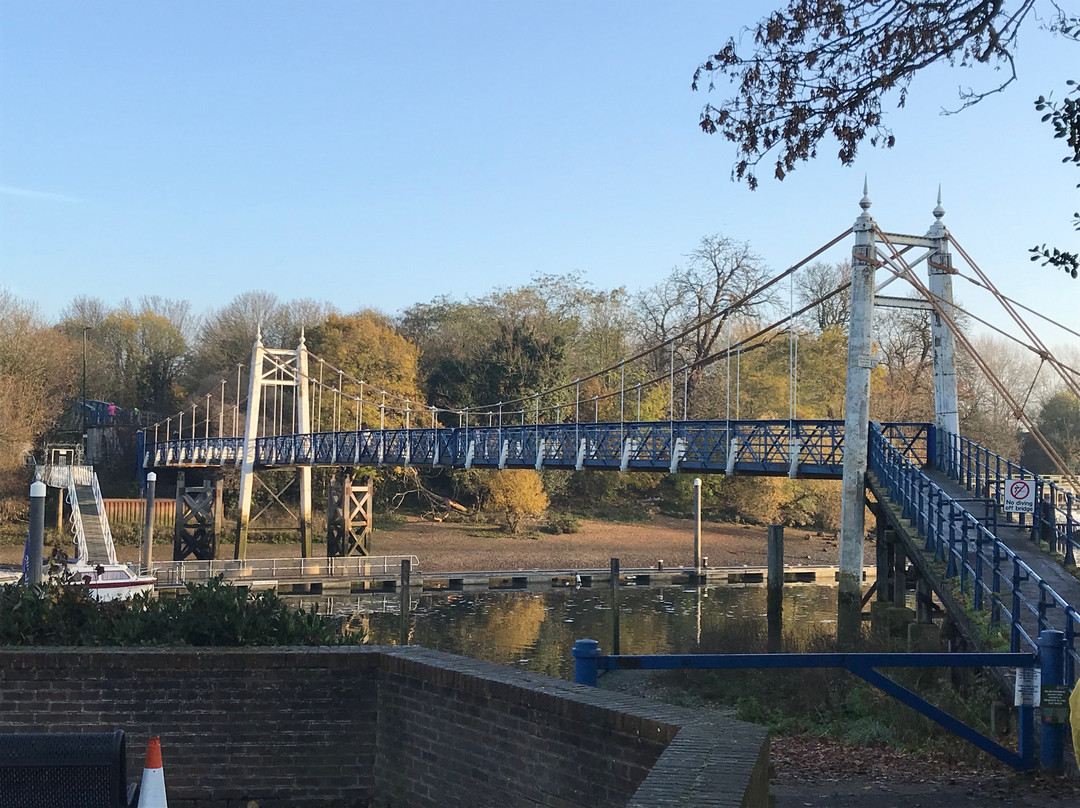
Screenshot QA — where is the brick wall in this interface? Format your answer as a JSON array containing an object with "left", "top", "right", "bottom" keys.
[{"left": 0, "top": 647, "right": 769, "bottom": 808}]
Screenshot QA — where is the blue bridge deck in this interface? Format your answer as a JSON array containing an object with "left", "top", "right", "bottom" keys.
[{"left": 147, "top": 419, "right": 931, "bottom": 477}]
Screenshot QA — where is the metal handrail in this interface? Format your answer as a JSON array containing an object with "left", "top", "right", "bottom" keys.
[
  {"left": 149, "top": 555, "right": 420, "bottom": 586},
  {"left": 146, "top": 420, "right": 932, "bottom": 474},
  {"left": 871, "top": 423, "right": 1080, "bottom": 683},
  {"left": 87, "top": 470, "right": 117, "bottom": 565},
  {"left": 940, "top": 430, "right": 1079, "bottom": 566}
]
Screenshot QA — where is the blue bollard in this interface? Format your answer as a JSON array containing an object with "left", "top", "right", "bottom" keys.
[
  {"left": 572, "top": 638, "right": 601, "bottom": 686},
  {"left": 1038, "top": 629, "right": 1066, "bottom": 774}
]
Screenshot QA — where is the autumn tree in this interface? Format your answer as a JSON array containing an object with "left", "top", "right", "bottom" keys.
[
  {"left": 304, "top": 311, "right": 422, "bottom": 430},
  {"left": 487, "top": 469, "right": 549, "bottom": 534},
  {"left": 0, "top": 290, "right": 78, "bottom": 503},
  {"left": 635, "top": 234, "right": 774, "bottom": 417},
  {"left": 693, "top": 2, "right": 1078, "bottom": 275}
]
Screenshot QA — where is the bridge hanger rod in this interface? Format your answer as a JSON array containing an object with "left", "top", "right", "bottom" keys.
[
  {"left": 875, "top": 228, "right": 1080, "bottom": 491},
  {"left": 461, "top": 227, "right": 856, "bottom": 415}
]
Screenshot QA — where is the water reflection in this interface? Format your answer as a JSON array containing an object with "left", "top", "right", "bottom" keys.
[{"left": 292, "top": 584, "right": 842, "bottom": 681}]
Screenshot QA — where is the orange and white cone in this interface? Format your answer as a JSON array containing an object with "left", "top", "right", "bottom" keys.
[{"left": 137, "top": 736, "right": 168, "bottom": 808}]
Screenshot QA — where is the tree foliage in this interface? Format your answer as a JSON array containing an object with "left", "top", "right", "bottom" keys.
[
  {"left": 1020, "top": 391, "right": 1080, "bottom": 473},
  {"left": 694, "top": 0, "right": 1040, "bottom": 187},
  {"left": 304, "top": 311, "right": 422, "bottom": 430},
  {"left": 0, "top": 290, "right": 78, "bottom": 502},
  {"left": 694, "top": 2, "right": 1077, "bottom": 276},
  {"left": 487, "top": 469, "right": 549, "bottom": 534}
]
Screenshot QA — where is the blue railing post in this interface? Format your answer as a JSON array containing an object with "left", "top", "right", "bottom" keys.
[
  {"left": 1011, "top": 564, "right": 1023, "bottom": 652},
  {"left": 1038, "top": 630, "right": 1066, "bottom": 774},
  {"left": 926, "top": 423, "right": 937, "bottom": 470},
  {"left": 573, "top": 638, "right": 601, "bottom": 686}
]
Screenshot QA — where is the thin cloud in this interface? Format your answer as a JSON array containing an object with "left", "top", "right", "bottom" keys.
[{"left": 0, "top": 184, "right": 80, "bottom": 203}]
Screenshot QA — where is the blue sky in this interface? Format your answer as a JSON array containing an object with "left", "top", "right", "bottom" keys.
[{"left": 1, "top": 1, "right": 1077, "bottom": 350}]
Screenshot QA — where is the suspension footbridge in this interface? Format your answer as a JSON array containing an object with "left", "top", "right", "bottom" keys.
[{"left": 131, "top": 190, "right": 1080, "bottom": 680}]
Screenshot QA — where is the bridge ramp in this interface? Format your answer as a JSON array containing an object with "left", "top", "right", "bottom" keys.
[
  {"left": 926, "top": 469, "right": 1080, "bottom": 640},
  {"left": 73, "top": 482, "right": 114, "bottom": 566}
]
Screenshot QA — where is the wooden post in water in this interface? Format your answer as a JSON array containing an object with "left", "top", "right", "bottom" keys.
[
  {"left": 693, "top": 478, "right": 702, "bottom": 575},
  {"left": 399, "top": 558, "right": 411, "bottom": 646},
  {"left": 767, "top": 525, "right": 783, "bottom": 652},
  {"left": 610, "top": 557, "right": 620, "bottom": 655}
]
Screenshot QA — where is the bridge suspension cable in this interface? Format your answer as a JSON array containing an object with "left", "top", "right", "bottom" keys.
[{"left": 873, "top": 227, "right": 1080, "bottom": 491}]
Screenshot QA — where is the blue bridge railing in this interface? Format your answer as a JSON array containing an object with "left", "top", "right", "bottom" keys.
[
  {"left": 940, "top": 430, "right": 1079, "bottom": 568},
  {"left": 870, "top": 423, "right": 1080, "bottom": 683},
  {"left": 147, "top": 419, "right": 931, "bottom": 478},
  {"left": 570, "top": 634, "right": 1075, "bottom": 772}
]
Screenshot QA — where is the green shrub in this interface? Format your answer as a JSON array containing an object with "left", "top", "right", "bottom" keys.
[
  {"left": 0, "top": 577, "right": 361, "bottom": 646},
  {"left": 543, "top": 512, "right": 580, "bottom": 534}
]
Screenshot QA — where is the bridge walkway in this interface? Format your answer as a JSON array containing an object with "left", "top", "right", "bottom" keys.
[
  {"left": 868, "top": 441, "right": 1080, "bottom": 686},
  {"left": 927, "top": 469, "right": 1080, "bottom": 603},
  {"left": 925, "top": 468, "right": 1080, "bottom": 647}
]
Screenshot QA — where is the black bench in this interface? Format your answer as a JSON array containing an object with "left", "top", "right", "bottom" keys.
[{"left": 0, "top": 730, "right": 128, "bottom": 808}]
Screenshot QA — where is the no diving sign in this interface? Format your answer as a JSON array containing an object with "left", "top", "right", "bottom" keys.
[{"left": 1004, "top": 479, "right": 1036, "bottom": 514}]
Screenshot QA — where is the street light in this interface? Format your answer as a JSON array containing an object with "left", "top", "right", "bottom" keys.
[{"left": 81, "top": 326, "right": 91, "bottom": 460}]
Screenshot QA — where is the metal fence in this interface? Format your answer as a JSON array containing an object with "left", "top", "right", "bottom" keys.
[
  {"left": 870, "top": 423, "right": 1080, "bottom": 683},
  {"left": 149, "top": 555, "right": 419, "bottom": 586},
  {"left": 940, "top": 431, "right": 1079, "bottom": 566}
]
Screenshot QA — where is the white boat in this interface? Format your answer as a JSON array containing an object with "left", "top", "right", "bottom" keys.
[{"left": 68, "top": 562, "right": 157, "bottom": 601}]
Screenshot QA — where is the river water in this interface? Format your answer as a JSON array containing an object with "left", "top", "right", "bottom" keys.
[{"left": 292, "top": 582, "right": 844, "bottom": 680}]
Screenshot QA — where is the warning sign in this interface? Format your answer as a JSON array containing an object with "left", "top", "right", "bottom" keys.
[
  {"left": 1041, "top": 685, "right": 1071, "bottom": 724},
  {"left": 1004, "top": 478, "right": 1036, "bottom": 514},
  {"left": 1015, "top": 667, "right": 1041, "bottom": 707}
]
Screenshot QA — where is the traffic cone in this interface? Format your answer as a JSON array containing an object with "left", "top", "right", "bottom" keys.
[{"left": 137, "top": 736, "right": 168, "bottom": 808}]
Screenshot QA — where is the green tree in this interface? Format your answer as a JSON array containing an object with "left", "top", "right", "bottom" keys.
[
  {"left": 401, "top": 275, "right": 612, "bottom": 415},
  {"left": 93, "top": 309, "right": 187, "bottom": 412},
  {"left": 1020, "top": 391, "right": 1080, "bottom": 473}
]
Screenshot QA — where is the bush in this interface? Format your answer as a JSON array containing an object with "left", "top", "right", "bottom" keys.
[
  {"left": 543, "top": 512, "right": 580, "bottom": 534},
  {"left": 487, "top": 469, "right": 549, "bottom": 534},
  {"left": 0, "top": 577, "right": 361, "bottom": 646}
]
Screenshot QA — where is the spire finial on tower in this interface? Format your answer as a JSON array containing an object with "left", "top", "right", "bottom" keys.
[
  {"left": 299, "top": 326, "right": 306, "bottom": 348},
  {"left": 256, "top": 324, "right": 263, "bottom": 346},
  {"left": 933, "top": 184, "right": 945, "bottom": 221},
  {"left": 859, "top": 177, "right": 871, "bottom": 211},
  {"left": 927, "top": 185, "right": 947, "bottom": 239}
]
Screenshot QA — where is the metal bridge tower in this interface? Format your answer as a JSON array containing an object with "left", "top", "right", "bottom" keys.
[{"left": 235, "top": 331, "right": 314, "bottom": 559}]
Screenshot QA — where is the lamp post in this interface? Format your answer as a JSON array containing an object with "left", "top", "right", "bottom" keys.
[{"left": 81, "top": 326, "right": 91, "bottom": 460}]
